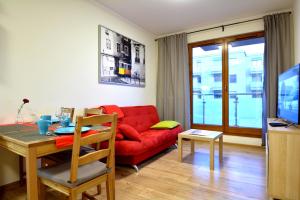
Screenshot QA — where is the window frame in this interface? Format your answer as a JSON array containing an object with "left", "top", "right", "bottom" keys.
[{"left": 188, "top": 31, "right": 264, "bottom": 138}]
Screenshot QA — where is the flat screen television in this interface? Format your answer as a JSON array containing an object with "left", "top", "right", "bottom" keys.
[{"left": 277, "top": 64, "right": 300, "bottom": 124}]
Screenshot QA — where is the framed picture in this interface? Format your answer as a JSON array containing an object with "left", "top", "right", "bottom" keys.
[{"left": 98, "top": 26, "right": 145, "bottom": 87}]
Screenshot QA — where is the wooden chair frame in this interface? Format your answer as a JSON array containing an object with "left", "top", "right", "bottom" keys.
[
  {"left": 84, "top": 108, "right": 102, "bottom": 117},
  {"left": 38, "top": 114, "right": 117, "bottom": 200}
]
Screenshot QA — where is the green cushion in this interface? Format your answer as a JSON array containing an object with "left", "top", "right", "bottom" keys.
[{"left": 151, "top": 120, "right": 180, "bottom": 129}]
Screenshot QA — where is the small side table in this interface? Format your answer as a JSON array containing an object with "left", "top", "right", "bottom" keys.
[{"left": 178, "top": 129, "right": 223, "bottom": 170}]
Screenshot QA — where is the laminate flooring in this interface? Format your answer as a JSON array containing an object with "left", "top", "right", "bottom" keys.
[{"left": 0, "top": 141, "right": 267, "bottom": 200}]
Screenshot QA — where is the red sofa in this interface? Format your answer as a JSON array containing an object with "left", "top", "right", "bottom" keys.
[{"left": 113, "top": 105, "right": 183, "bottom": 167}]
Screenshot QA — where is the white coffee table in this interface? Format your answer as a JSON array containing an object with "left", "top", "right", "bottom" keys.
[{"left": 178, "top": 129, "right": 223, "bottom": 170}]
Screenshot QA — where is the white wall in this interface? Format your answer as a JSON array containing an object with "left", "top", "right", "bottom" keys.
[
  {"left": 294, "top": 0, "right": 300, "bottom": 63},
  {"left": 0, "top": 0, "right": 157, "bottom": 186},
  {"left": 187, "top": 17, "right": 264, "bottom": 43}
]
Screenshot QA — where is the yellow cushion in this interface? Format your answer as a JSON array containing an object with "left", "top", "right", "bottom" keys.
[{"left": 151, "top": 120, "right": 180, "bottom": 129}]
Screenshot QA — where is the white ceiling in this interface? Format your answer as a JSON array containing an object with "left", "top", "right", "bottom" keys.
[{"left": 96, "top": 0, "right": 293, "bottom": 36}]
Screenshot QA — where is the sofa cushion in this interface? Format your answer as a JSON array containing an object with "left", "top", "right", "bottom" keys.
[
  {"left": 101, "top": 105, "right": 124, "bottom": 118},
  {"left": 119, "top": 124, "right": 141, "bottom": 142},
  {"left": 120, "top": 105, "right": 160, "bottom": 133},
  {"left": 151, "top": 120, "right": 180, "bottom": 129},
  {"left": 115, "top": 127, "right": 181, "bottom": 156},
  {"left": 116, "top": 133, "right": 124, "bottom": 140}
]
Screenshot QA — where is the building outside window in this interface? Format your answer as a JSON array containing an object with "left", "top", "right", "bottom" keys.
[
  {"left": 197, "top": 75, "right": 201, "bottom": 83},
  {"left": 252, "top": 90, "right": 262, "bottom": 98},
  {"left": 251, "top": 73, "right": 262, "bottom": 82},
  {"left": 213, "top": 90, "right": 222, "bottom": 99},
  {"left": 229, "top": 74, "right": 237, "bottom": 83},
  {"left": 213, "top": 73, "right": 222, "bottom": 82}
]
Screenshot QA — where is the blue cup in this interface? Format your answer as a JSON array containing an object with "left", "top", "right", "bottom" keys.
[
  {"left": 37, "top": 119, "right": 51, "bottom": 135},
  {"left": 41, "top": 115, "right": 52, "bottom": 121},
  {"left": 61, "top": 117, "right": 70, "bottom": 127}
]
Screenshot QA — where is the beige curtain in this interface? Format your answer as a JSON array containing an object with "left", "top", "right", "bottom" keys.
[
  {"left": 157, "top": 33, "right": 190, "bottom": 130},
  {"left": 262, "top": 12, "right": 292, "bottom": 145}
]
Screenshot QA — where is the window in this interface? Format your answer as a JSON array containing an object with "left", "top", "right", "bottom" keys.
[
  {"left": 213, "top": 90, "right": 222, "bottom": 99},
  {"left": 123, "top": 45, "right": 128, "bottom": 55},
  {"left": 251, "top": 73, "right": 262, "bottom": 82},
  {"left": 106, "top": 39, "right": 111, "bottom": 50},
  {"left": 213, "top": 73, "right": 222, "bottom": 82},
  {"left": 229, "top": 74, "right": 237, "bottom": 83},
  {"left": 230, "top": 92, "right": 237, "bottom": 99},
  {"left": 252, "top": 90, "right": 263, "bottom": 98},
  {"left": 117, "top": 43, "right": 121, "bottom": 53},
  {"left": 189, "top": 31, "right": 264, "bottom": 137},
  {"left": 252, "top": 59, "right": 263, "bottom": 67},
  {"left": 197, "top": 75, "right": 201, "bottom": 83},
  {"left": 135, "top": 46, "right": 140, "bottom": 63}
]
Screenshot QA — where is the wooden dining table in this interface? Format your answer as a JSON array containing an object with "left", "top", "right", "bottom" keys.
[{"left": 0, "top": 123, "right": 109, "bottom": 200}]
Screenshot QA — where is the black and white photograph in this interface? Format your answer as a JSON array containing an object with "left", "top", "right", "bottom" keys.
[{"left": 99, "top": 26, "right": 145, "bottom": 87}]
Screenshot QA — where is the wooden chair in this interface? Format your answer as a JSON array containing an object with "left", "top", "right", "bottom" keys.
[
  {"left": 84, "top": 108, "right": 102, "bottom": 117},
  {"left": 38, "top": 114, "right": 117, "bottom": 200},
  {"left": 19, "top": 107, "right": 75, "bottom": 185}
]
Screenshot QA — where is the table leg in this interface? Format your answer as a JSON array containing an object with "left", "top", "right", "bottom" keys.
[
  {"left": 219, "top": 136, "right": 223, "bottom": 163},
  {"left": 210, "top": 140, "right": 215, "bottom": 170},
  {"left": 178, "top": 137, "right": 182, "bottom": 162},
  {"left": 191, "top": 140, "right": 195, "bottom": 154},
  {"left": 26, "top": 147, "right": 38, "bottom": 200}
]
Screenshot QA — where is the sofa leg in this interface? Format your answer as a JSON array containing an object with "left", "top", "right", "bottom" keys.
[{"left": 132, "top": 165, "right": 139, "bottom": 172}]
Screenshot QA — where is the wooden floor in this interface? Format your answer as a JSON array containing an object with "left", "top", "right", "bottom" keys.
[{"left": 0, "top": 141, "right": 267, "bottom": 200}]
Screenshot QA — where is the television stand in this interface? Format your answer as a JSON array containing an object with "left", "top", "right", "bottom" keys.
[{"left": 267, "top": 118, "right": 300, "bottom": 199}]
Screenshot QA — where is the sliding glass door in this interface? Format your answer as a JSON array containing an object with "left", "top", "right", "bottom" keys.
[
  {"left": 192, "top": 43, "right": 223, "bottom": 126},
  {"left": 189, "top": 32, "right": 264, "bottom": 137}
]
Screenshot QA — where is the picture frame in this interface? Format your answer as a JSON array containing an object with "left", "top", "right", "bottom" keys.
[{"left": 98, "top": 25, "right": 146, "bottom": 87}]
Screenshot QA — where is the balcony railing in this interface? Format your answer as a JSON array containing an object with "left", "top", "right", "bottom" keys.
[{"left": 193, "top": 92, "right": 262, "bottom": 128}]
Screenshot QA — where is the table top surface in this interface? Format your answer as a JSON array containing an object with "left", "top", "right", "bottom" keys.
[
  {"left": 179, "top": 129, "right": 223, "bottom": 140},
  {"left": 0, "top": 124, "right": 109, "bottom": 147}
]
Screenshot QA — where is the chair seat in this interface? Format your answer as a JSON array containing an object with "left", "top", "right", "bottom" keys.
[{"left": 38, "top": 161, "right": 109, "bottom": 188}]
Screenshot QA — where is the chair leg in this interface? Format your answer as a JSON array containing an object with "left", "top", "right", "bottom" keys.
[
  {"left": 106, "top": 174, "right": 115, "bottom": 200},
  {"left": 69, "top": 191, "right": 77, "bottom": 200},
  {"left": 38, "top": 178, "right": 45, "bottom": 200},
  {"left": 97, "top": 184, "right": 101, "bottom": 195}
]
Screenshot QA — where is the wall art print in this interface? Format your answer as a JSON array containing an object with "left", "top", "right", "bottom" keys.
[{"left": 99, "top": 26, "right": 145, "bottom": 87}]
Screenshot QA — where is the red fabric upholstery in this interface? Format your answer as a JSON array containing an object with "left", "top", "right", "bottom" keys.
[
  {"left": 101, "top": 105, "right": 124, "bottom": 118},
  {"left": 119, "top": 124, "right": 141, "bottom": 142},
  {"left": 119, "top": 105, "right": 160, "bottom": 132},
  {"left": 116, "top": 133, "right": 124, "bottom": 140},
  {"left": 114, "top": 105, "right": 183, "bottom": 165}
]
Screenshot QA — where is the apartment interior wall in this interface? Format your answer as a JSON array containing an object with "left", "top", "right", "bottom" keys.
[{"left": 0, "top": 0, "right": 157, "bottom": 186}]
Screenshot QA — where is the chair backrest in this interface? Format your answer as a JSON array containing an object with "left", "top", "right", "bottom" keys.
[
  {"left": 69, "top": 114, "right": 117, "bottom": 183},
  {"left": 61, "top": 107, "right": 75, "bottom": 122},
  {"left": 83, "top": 108, "right": 102, "bottom": 117}
]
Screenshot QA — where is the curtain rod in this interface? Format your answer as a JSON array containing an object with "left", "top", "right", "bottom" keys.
[{"left": 155, "top": 11, "right": 292, "bottom": 41}]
